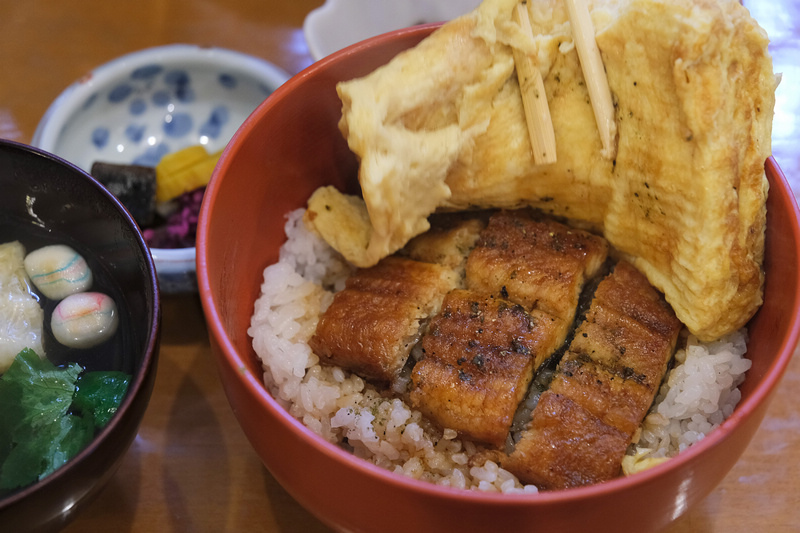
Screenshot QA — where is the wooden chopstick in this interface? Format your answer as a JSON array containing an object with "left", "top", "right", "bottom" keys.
[
  {"left": 565, "top": 0, "right": 617, "bottom": 159},
  {"left": 512, "top": 1, "right": 558, "bottom": 165}
]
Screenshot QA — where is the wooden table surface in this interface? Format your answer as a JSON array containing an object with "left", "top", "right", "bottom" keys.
[{"left": 2, "top": 1, "right": 798, "bottom": 531}]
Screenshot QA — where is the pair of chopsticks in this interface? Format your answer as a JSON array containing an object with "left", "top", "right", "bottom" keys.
[{"left": 512, "top": 0, "right": 616, "bottom": 164}]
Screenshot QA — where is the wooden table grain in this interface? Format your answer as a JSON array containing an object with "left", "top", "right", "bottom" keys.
[{"left": 1, "top": 1, "right": 798, "bottom": 531}]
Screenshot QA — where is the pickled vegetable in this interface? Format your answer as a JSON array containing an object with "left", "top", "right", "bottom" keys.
[
  {"left": 155, "top": 145, "right": 222, "bottom": 203},
  {"left": 91, "top": 161, "right": 157, "bottom": 227}
]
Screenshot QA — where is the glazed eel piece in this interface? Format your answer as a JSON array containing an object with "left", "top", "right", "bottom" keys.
[
  {"left": 309, "top": 255, "right": 459, "bottom": 384},
  {"left": 310, "top": 213, "right": 489, "bottom": 385},
  {"left": 310, "top": 210, "right": 609, "bottom": 446},
  {"left": 408, "top": 210, "right": 609, "bottom": 447},
  {"left": 485, "top": 261, "right": 683, "bottom": 490}
]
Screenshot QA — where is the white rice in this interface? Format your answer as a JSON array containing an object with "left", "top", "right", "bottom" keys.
[
  {"left": 626, "top": 330, "right": 751, "bottom": 471},
  {"left": 248, "top": 208, "right": 751, "bottom": 491}
]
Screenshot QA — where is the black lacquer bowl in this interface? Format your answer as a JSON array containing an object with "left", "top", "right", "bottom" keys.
[{"left": 0, "top": 139, "right": 160, "bottom": 532}]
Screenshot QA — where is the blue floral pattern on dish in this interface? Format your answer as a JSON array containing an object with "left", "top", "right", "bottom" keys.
[
  {"left": 131, "top": 64, "right": 162, "bottom": 80},
  {"left": 77, "top": 61, "right": 278, "bottom": 171},
  {"left": 133, "top": 143, "right": 171, "bottom": 168},
  {"left": 92, "top": 128, "right": 109, "bottom": 150},
  {"left": 199, "top": 106, "right": 229, "bottom": 139},
  {"left": 125, "top": 124, "right": 146, "bottom": 143}
]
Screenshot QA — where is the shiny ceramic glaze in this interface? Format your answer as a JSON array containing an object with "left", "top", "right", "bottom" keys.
[
  {"left": 0, "top": 140, "right": 161, "bottom": 532},
  {"left": 197, "top": 26, "right": 800, "bottom": 533}
]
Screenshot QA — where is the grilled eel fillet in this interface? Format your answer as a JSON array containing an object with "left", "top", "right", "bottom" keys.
[
  {"left": 465, "top": 210, "right": 608, "bottom": 324},
  {"left": 483, "top": 260, "right": 682, "bottom": 490},
  {"left": 305, "top": 0, "right": 776, "bottom": 341},
  {"left": 409, "top": 212, "right": 608, "bottom": 446},
  {"left": 312, "top": 210, "right": 609, "bottom": 447},
  {"left": 399, "top": 213, "right": 489, "bottom": 280},
  {"left": 309, "top": 256, "right": 458, "bottom": 384},
  {"left": 310, "top": 216, "right": 486, "bottom": 384},
  {"left": 410, "top": 290, "right": 560, "bottom": 447}
]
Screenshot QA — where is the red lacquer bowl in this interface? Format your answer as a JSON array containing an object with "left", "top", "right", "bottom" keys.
[{"left": 197, "top": 24, "right": 799, "bottom": 533}]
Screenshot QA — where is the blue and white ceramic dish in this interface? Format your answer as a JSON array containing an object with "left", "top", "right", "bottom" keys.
[{"left": 33, "top": 44, "right": 290, "bottom": 294}]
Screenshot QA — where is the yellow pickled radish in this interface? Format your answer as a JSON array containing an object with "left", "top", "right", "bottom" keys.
[
  {"left": 155, "top": 145, "right": 222, "bottom": 203},
  {"left": 157, "top": 145, "right": 208, "bottom": 177}
]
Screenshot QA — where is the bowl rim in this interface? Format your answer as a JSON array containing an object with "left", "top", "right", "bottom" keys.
[
  {"left": 149, "top": 246, "right": 196, "bottom": 264},
  {"left": 0, "top": 138, "right": 161, "bottom": 510},
  {"left": 197, "top": 24, "right": 800, "bottom": 505}
]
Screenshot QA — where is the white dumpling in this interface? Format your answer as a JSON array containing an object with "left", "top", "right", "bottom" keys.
[
  {"left": 24, "top": 244, "right": 93, "bottom": 300},
  {"left": 51, "top": 292, "right": 118, "bottom": 349}
]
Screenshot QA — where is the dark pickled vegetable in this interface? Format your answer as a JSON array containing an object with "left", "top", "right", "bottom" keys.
[{"left": 91, "top": 161, "right": 157, "bottom": 227}]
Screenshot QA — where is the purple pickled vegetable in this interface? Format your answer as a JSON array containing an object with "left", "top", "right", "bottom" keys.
[{"left": 143, "top": 187, "right": 205, "bottom": 248}]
